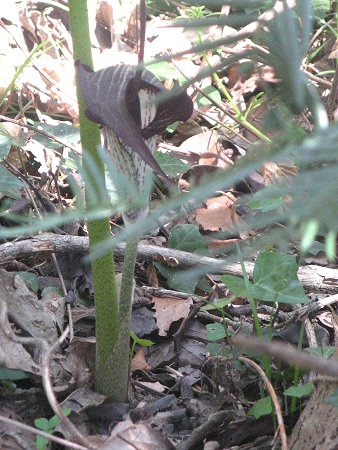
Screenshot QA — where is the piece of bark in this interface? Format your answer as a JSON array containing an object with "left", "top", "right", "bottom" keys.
[
  {"left": 289, "top": 313, "right": 338, "bottom": 450},
  {"left": 288, "top": 377, "right": 338, "bottom": 450}
]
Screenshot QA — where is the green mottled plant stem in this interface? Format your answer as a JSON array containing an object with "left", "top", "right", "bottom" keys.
[
  {"left": 104, "top": 235, "right": 139, "bottom": 400},
  {"left": 68, "top": 0, "right": 120, "bottom": 397}
]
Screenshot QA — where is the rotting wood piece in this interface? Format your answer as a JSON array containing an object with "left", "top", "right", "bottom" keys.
[
  {"left": 0, "top": 233, "right": 337, "bottom": 294},
  {"left": 289, "top": 377, "right": 338, "bottom": 450}
]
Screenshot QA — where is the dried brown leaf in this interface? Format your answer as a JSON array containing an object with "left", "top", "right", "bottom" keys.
[
  {"left": 152, "top": 296, "right": 193, "bottom": 337},
  {"left": 193, "top": 194, "right": 238, "bottom": 232},
  {"left": 131, "top": 348, "right": 151, "bottom": 373}
]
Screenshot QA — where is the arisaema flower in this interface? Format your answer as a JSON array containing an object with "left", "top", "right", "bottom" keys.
[{"left": 76, "top": 63, "right": 193, "bottom": 223}]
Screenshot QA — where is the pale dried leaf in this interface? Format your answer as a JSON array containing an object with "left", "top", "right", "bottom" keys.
[
  {"left": 101, "top": 420, "right": 173, "bottom": 449},
  {"left": 152, "top": 296, "right": 193, "bottom": 337},
  {"left": 61, "top": 384, "right": 106, "bottom": 414},
  {"left": 179, "top": 130, "right": 220, "bottom": 155},
  {"left": 193, "top": 194, "right": 238, "bottom": 232},
  {"left": 131, "top": 348, "right": 151, "bottom": 373},
  {"left": 0, "top": 329, "right": 40, "bottom": 375},
  {"left": 1, "top": 270, "right": 59, "bottom": 345},
  {"left": 62, "top": 337, "right": 95, "bottom": 387}
]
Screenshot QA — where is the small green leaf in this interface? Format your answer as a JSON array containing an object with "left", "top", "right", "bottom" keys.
[
  {"left": 36, "top": 435, "right": 49, "bottom": 450},
  {"left": 196, "top": 277, "right": 213, "bottom": 293},
  {"left": 147, "top": 61, "right": 185, "bottom": 82},
  {"left": 206, "top": 342, "right": 233, "bottom": 357},
  {"left": 32, "top": 122, "right": 80, "bottom": 150},
  {"left": 206, "top": 323, "right": 227, "bottom": 341},
  {"left": 34, "top": 418, "right": 50, "bottom": 431},
  {"left": 1, "top": 380, "right": 17, "bottom": 393},
  {"left": 154, "top": 151, "right": 189, "bottom": 176},
  {"left": 223, "top": 251, "right": 310, "bottom": 304},
  {"left": 202, "top": 297, "right": 233, "bottom": 311},
  {"left": 206, "top": 342, "right": 223, "bottom": 356},
  {"left": 196, "top": 85, "right": 221, "bottom": 107},
  {"left": 221, "top": 274, "right": 248, "bottom": 298},
  {"left": 0, "top": 165, "right": 23, "bottom": 196},
  {"left": 248, "top": 196, "right": 284, "bottom": 212},
  {"left": 284, "top": 382, "right": 313, "bottom": 398},
  {"left": 247, "top": 396, "right": 273, "bottom": 419},
  {"left": 155, "top": 224, "right": 208, "bottom": 293},
  {"left": 16, "top": 271, "right": 39, "bottom": 293},
  {"left": 169, "top": 224, "right": 208, "bottom": 253},
  {"left": 307, "top": 240, "right": 326, "bottom": 256},
  {"left": 130, "top": 331, "right": 154, "bottom": 347},
  {"left": 325, "top": 387, "right": 338, "bottom": 407},
  {"left": 0, "top": 131, "right": 12, "bottom": 158},
  {"left": 0, "top": 366, "right": 30, "bottom": 380},
  {"left": 252, "top": 250, "right": 309, "bottom": 304},
  {"left": 305, "top": 346, "right": 336, "bottom": 359},
  {"left": 48, "top": 414, "right": 61, "bottom": 429},
  {"left": 166, "top": 121, "right": 178, "bottom": 134},
  {"left": 155, "top": 262, "right": 200, "bottom": 293}
]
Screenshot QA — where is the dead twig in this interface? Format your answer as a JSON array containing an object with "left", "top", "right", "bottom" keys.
[
  {"left": 273, "top": 294, "right": 338, "bottom": 330},
  {"left": 304, "top": 70, "right": 333, "bottom": 88},
  {"left": 197, "top": 310, "right": 241, "bottom": 330},
  {"left": 230, "top": 334, "right": 338, "bottom": 378},
  {"left": 158, "top": 1, "right": 297, "bottom": 63},
  {"left": 0, "top": 234, "right": 336, "bottom": 293},
  {"left": 176, "top": 410, "right": 236, "bottom": 450},
  {"left": 239, "top": 356, "right": 288, "bottom": 450}
]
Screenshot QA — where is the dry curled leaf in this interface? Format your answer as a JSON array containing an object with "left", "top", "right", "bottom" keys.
[
  {"left": 152, "top": 296, "right": 193, "bottom": 337},
  {"left": 193, "top": 194, "right": 238, "bottom": 232}
]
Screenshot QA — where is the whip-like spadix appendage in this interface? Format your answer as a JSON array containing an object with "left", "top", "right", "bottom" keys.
[{"left": 76, "top": 62, "right": 193, "bottom": 188}]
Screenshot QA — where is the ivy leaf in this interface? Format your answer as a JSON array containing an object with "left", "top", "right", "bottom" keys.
[
  {"left": 206, "top": 323, "right": 227, "bottom": 341},
  {"left": 168, "top": 224, "right": 207, "bottom": 253},
  {"left": 247, "top": 396, "right": 273, "bottom": 419},
  {"left": 0, "top": 165, "right": 23, "bottom": 196},
  {"left": 155, "top": 263, "right": 200, "bottom": 294},
  {"left": 32, "top": 122, "right": 80, "bottom": 150},
  {"left": 147, "top": 61, "right": 185, "bottom": 82},
  {"left": 305, "top": 346, "right": 336, "bottom": 358},
  {"left": 284, "top": 382, "right": 313, "bottom": 398},
  {"left": 155, "top": 224, "right": 208, "bottom": 293},
  {"left": 0, "top": 366, "right": 30, "bottom": 380},
  {"left": 0, "top": 131, "right": 11, "bottom": 159},
  {"left": 16, "top": 272, "right": 39, "bottom": 293},
  {"left": 252, "top": 251, "right": 309, "bottom": 303},
  {"left": 76, "top": 62, "right": 193, "bottom": 187},
  {"left": 222, "top": 250, "right": 309, "bottom": 304},
  {"left": 154, "top": 151, "right": 189, "bottom": 176}
]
